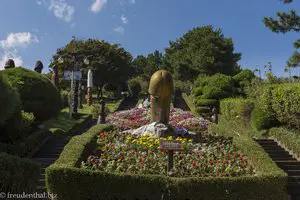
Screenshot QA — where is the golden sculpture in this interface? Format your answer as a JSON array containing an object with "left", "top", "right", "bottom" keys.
[{"left": 148, "top": 70, "right": 174, "bottom": 125}]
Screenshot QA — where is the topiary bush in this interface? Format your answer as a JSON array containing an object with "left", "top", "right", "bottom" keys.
[
  {"left": 233, "top": 69, "right": 255, "bottom": 96},
  {"left": 0, "top": 152, "right": 40, "bottom": 193},
  {"left": 127, "top": 79, "right": 142, "bottom": 97},
  {"left": 1, "top": 67, "right": 62, "bottom": 122},
  {"left": 196, "top": 106, "right": 211, "bottom": 114},
  {"left": 193, "top": 73, "right": 236, "bottom": 99},
  {"left": 195, "top": 98, "right": 218, "bottom": 107},
  {"left": 21, "top": 111, "right": 35, "bottom": 135},
  {"left": 0, "top": 74, "right": 21, "bottom": 125}
]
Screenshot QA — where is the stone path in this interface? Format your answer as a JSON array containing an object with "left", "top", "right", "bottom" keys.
[
  {"left": 31, "top": 119, "right": 96, "bottom": 197},
  {"left": 255, "top": 139, "right": 300, "bottom": 200}
]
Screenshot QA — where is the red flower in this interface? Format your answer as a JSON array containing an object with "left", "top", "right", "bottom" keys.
[
  {"left": 160, "top": 149, "right": 165, "bottom": 152},
  {"left": 139, "top": 158, "right": 144, "bottom": 162},
  {"left": 120, "top": 156, "right": 124, "bottom": 161},
  {"left": 192, "top": 163, "right": 196, "bottom": 167},
  {"left": 209, "top": 161, "right": 214, "bottom": 166}
]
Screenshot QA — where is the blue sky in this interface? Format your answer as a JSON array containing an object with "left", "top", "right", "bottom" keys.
[{"left": 0, "top": 0, "right": 299, "bottom": 77}]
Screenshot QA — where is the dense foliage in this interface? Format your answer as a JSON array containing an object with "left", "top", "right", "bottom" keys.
[
  {"left": 127, "top": 79, "right": 142, "bottom": 97},
  {"left": 220, "top": 98, "right": 254, "bottom": 126},
  {"left": 0, "top": 74, "right": 21, "bottom": 125},
  {"left": 0, "top": 152, "right": 40, "bottom": 193},
  {"left": 1, "top": 67, "right": 62, "bottom": 122},
  {"left": 51, "top": 39, "right": 132, "bottom": 98},
  {"left": 264, "top": 0, "right": 300, "bottom": 70},
  {"left": 164, "top": 25, "right": 241, "bottom": 81}
]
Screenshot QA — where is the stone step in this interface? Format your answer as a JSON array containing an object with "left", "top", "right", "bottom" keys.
[
  {"left": 261, "top": 146, "right": 285, "bottom": 151},
  {"left": 287, "top": 184, "right": 300, "bottom": 195},
  {"left": 267, "top": 153, "right": 293, "bottom": 158},
  {"left": 289, "top": 176, "right": 300, "bottom": 182},
  {"left": 264, "top": 149, "right": 288, "bottom": 154},
  {"left": 287, "top": 170, "right": 300, "bottom": 176},
  {"left": 276, "top": 161, "right": 300, "bottom": 166},
  {"left": 256, "top": 141, "right": 278, "bottom": 145},
  {"left": 280, "top": 165, "right": 300, "bottom": 171},
  {"left": 272, "top": 157, "right": 297, "bottom": 161}
]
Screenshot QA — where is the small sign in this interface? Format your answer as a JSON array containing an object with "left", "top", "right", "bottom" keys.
[
  {"left": 74, "top": 71, "right": 82, "bottom": 80},
  {"left": 64, "top": 71, "right": 71, "bottom": 80},
  {"left": 159, "top": 140, "right": 184, "bottom": 151},
  {"left": 64, "top": 71, "right": 82, "bottom": 80}
]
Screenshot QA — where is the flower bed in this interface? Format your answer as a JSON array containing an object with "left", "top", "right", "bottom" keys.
[
  {"left": 106, "top": 108, "right": 209, "bottom": 131},
  {"left": 81, "top": 129, "right": 254, "bottom": 177}
]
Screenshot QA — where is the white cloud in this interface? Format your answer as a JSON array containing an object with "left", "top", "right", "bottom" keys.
[
  {"left": 114, "top": 26, "right": 124, "bottom": 34},
  {"left": 129, "top": 0, "right": 135, "bottom": 4},
  {"left": 48, "top": 0, "right": 75, "bottom": 22},
  {"left": 37, "top": 0, "right": 42, "bottom": 5},
  {"left": 90, "top": 0, "right": 107, "bottom": 13},
  {"left": 70, "top": 23, "right": 76, "bottom": 28},
  {"left": 0, "top": 32, "right": 39, "bottom": 70},
  {"left": 121, "top": 14, "right": 128, "bottom": 24}
]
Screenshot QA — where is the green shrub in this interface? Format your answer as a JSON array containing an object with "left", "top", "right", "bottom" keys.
[
  {"left": 1, "top": 67, "right": 62, "bottom": 122},
  {"left": 196, "top": 106, "right": 211, "bottom": 114},
  {"left": 270, "top": 83, "right": 300, "bottom": 129},
  {"left": 0, "top": 74, "right": 21, "bottom": 125},
  {"left": 233, "top": 69, "right": 255, "bottom": 96},
  {"left": 191, "top": 87, "right": 202, "bottom": 96},
  {"left": 0, "top": 109, "right": 23, "bottom": 142},
  {"left": 46, "top": 124, "right": 288, "bottom": 200},
  {"left": 193, "top": 73, "right": 236, "bottom": 99},
  {"left": 233, "top": 69, "right": 255, "bottom": 83},
  {"left": 195, "top": 98, "right": 218, "bottom": 107},
  {"left": 250, "top": 107, "right": 278, "bottom": 131},
  {"left": 0, "top": 152, "right": 40, "bottom": 193},
  {"left": 269, "top": 127, "right": 300, "bottom": 158},
  {"left": 127, "top": 79, "right": 142, "bottom": 97},
  {"left": 91, "top": 104, "right": 110, "bottom": 118},
  {"left": 21, "top": 111, "right": 35, "bottom": 134},
  {"left": 220, "top": 98, "right": 254, "bottom": 125}
]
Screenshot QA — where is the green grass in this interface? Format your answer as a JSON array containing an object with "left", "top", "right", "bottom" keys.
[{"left": 42, "top": 104, "right": 93, "bottom": 134}]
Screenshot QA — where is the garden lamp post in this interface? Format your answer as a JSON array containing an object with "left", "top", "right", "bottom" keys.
[{"left": 59, "top": 36, "right": 89, "bottom": 118}]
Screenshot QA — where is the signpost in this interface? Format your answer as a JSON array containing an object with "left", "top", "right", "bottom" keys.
[{"left": 159, "top": 140, "right": 184, "bottom": 172}]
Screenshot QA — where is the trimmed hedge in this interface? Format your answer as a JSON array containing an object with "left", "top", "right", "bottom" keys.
[
  {"left": 0, "top": 152, "right": 40, "bottom": 193},
  {"left": 1, "top": 67, "right": 62, "bottom": 122},
  {"left": 128, "top": 79, "right": 142, "bottom": 97},
  {"left": 250, "top": 107, "right": 278, "bottom": 131},
  {"left": 46, "top": 123, "right": 288, "bottom": 200},
  {"left": 181, "top": 93, "right": 200, "bottom": 117},
  {"left": 195, "top": 98, "right": 218, "bottom": 107},
  {"left": 270, "top": 83, "right": 300, "bottom": 129},
  {"left": 193, "top": 73, "right": 236, "bottom": 99},
  {"left": 269, "top": 127, "right": 300, "bottom": 159},
  {"left": 220, "top": 98, "right": 254, "bottom": 125},
  {"left": 195, "top": 106, "right": 211, "bottom": 114}
]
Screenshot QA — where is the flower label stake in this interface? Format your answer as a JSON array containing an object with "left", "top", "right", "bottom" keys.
[{"left": 159, "top": 140, "right": 184, "bottom": 172}]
